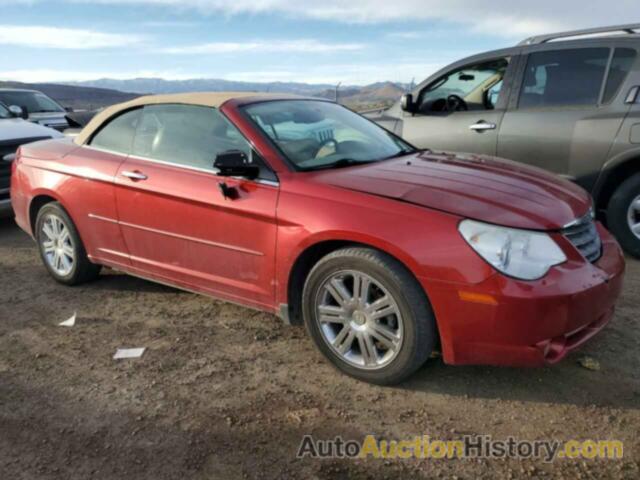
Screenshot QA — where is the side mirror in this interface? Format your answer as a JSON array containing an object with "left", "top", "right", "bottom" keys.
[
  {"left": 214, "top": 150, "right": 259, "bottom": 179},
  {"left": 400, "top": 93, "right": 415, "bottom": 113},
  {"left": 65, "top": 107, "right": 74, "bottom": 113},
  {"left": 9, "top": 105, "right": 28, "bottom": 119}
]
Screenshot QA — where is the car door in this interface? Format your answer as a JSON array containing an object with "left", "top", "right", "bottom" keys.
[
  {"left": 497, "top": 41, "right": 636, "bottom": 192},
  {"left": 69, "top": 107, "right": 143, "bottom": 268},
  {"left": 114, "top": 103, "right": 279, "bottom": 309},
  {"left": 401, "top": 54, "right": 519, "bottom": 155}
]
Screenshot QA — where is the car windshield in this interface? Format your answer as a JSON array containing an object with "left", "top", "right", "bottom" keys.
[
  {"left": 0, "top": 91, "right": 64, "bottom": 113},
  {"left": 242, "top": 100, "right": 414, "bottom": 171},
  {"left": 0, "top": 103, "right": 11, "bottom": 119}
]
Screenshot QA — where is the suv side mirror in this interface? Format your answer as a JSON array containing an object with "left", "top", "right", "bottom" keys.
[
  {"left": 9, "top": 105, "right": 28, "bottom": 119},
  {"left": 214, "top": 150, "right": 259, "bottom": 179},
  {"left": 400, "top": 93, "right": 415, "bottom": 113},
  {"left": 65, "top": 107, "right": 74, "bottom": 113}
]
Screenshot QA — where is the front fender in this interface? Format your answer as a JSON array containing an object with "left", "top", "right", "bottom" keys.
[
  {"left": 273, "top": 182, "right": 495, "bottom": 308},
  {"left": 592, "top": 146, "right": 640, "bottom": 206}
]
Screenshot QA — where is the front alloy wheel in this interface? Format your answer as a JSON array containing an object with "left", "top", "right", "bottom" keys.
[
  {"left": 303, "top": 247, "right": 436, "bottom": 385},
  {"left": 316, "top": 270, "right": 404, "bottom": 369}
]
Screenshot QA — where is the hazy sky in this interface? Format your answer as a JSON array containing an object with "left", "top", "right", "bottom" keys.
[{"left": 0, "top": 0, "right": 636, "bottom": 85}]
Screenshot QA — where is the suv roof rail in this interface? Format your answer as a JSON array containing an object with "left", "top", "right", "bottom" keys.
[{"left": 518, "top": 23, "right": 640, "bottom": 46}]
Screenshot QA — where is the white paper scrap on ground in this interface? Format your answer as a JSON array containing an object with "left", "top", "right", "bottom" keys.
[
  {"left": 59, "top": 313, "right": 76, "bottom": 327},
  {"left": 113, "top": 348, "right": 146, "bottom": 360}
]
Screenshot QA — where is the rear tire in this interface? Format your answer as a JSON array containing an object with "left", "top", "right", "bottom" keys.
[
  {"left": 607, "top": 173, "right": 640, "bottom": 258},
  {"left": 302, "top": 247, "right": 436, "bottom": 385},
  {"left": 35, "top": 202, "right": 101, "bottom": 285}
]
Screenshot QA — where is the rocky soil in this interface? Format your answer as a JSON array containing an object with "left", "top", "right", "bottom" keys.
[{"left": 0, "top": 218, "right": 638, "bottom": 479}]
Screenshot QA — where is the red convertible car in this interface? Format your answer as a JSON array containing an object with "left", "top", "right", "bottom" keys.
[{"left": 10, "top": 93, "right": 625, "bottom": 384}]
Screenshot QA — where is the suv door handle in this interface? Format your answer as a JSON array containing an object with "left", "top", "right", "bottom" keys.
[
  {"left": 121, "top": 170, "right": 148, "bottom": 181},
  {"left": 469, "top": 121, "right": 497, "bottom": 132}
]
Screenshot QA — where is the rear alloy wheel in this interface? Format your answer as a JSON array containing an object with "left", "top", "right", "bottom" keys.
[
  {"left": 302, "top": 247, "right": 436, "bottom": 385},
  {"left": 607, "top": 173, "right": 640, "bottom": 258},
  {"left": 41, "top": 214, "right": 75, "bottom": 277},
  {"left": 35, "top": 202, "right": 101, "bottom": 285}
]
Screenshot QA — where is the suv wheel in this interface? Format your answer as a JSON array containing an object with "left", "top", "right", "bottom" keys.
[
  {"left": 35, "top": 202, "right": 102, "bottom": 285},
  {"left": 607, "top": 173, "right": 640, "bottom": 258},
  {"left": 302, "top": 247, "right": 436, "bottom": 385}
]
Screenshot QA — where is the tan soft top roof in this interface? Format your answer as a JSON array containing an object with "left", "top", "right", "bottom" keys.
[{"left": 74, "top": 91, "right": 269, "bottom": 145}]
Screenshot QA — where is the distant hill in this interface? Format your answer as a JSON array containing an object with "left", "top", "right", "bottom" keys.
[
  {"left": 69, "top": 78, "right": 410, "bottom": 111},
  {"left": 0, "top": 80, "right": 140, "bottom": 110},
  {"left": 315, "top": 82, "right": 408, "bottom": 110},
  {"left": 69, "top": 77, "right": 337, "bottom": 96},
  {"left": 0, "top": 78, "right": 408, "bottom": 112}
]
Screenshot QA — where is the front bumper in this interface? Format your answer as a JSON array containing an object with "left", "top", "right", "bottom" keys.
[{"left": 424, "top": 223, "right": 625, "bottom": 367}]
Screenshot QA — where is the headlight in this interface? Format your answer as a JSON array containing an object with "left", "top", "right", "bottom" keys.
[{"left": 458, "top": 219, "right": 567, "bottom": 280}]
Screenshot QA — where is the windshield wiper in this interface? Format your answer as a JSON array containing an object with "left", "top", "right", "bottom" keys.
[
  {"left": 305, "top": 158, "right": 377, "bottom": 171},
  {"left": 380, "top": 148, "right": 417, "bottom": 161}
]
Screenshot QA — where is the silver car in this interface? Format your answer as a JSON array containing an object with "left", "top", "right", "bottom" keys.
[
  {"left": 0, "top": 88, "right": 69, "bottom": 132},
  {"left": 0, "top": 102, "right": 63, "bottom": 216}
]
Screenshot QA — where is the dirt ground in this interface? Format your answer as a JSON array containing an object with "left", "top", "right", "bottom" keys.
[{"left": 0, "top": 217, "right": 638, "bottom": 479}]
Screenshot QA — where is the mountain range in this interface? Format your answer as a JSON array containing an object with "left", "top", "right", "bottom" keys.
[
  {"left": 69, "top": 78, "right": 337, "bottom": 96},
  {"left": 1, "top": 78, "right": 410, "bottom": 111},
  {"left": 70, "top": 78, "right": 410, "bottom": 110}
]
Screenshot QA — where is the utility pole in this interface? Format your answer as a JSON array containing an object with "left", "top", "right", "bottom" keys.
[{"left": 335, "top": 82, "right": 342, "bottom": 103}]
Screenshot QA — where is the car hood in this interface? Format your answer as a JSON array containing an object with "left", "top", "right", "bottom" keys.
[
  {"left": 0, "top": 118, "right": 63, "bottom": 142},
  {"left": 310, "top": 151, "right": 591, "bottom": 231}
]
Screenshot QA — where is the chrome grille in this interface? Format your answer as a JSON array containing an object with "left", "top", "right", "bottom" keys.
[
  {"left": 0, "top": 141, "right": 19, "bottom": 195},
  {"left": 562, "top": 214, "right": 602, "bottom": 263}
]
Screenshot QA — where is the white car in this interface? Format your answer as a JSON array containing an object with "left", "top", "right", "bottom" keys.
[{"left": 0, "top": 102, "right": 63, "bottom": 216}]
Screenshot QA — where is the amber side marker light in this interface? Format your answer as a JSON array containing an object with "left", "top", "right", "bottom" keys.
[{"left": 458, "top": 291, "right": 499, "bottom": 306}]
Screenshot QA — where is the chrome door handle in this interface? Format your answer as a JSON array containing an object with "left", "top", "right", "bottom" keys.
[
  {"left": 122, "top": 171, "right": 148, "bottom": 181},
  {"left": 469, "top": 122, "right": 497, "bottom": 131}
]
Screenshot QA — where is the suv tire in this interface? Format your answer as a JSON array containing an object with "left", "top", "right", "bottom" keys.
[{"left": 607, "top": 172, "right": 640, "bottom": 258}]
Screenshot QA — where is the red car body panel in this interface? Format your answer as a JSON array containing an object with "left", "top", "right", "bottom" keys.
[
  {"left": 10, "top": 96, "right": 626, "bottom": 368},
  {"left": 311, "top": 152, "right": 590, "bottom": 231},
  {"left": 113, "top": 156, "right": 279, "bottom": 308}
]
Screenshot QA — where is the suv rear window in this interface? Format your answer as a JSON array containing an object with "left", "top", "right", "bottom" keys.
[{"left": 519, "top": 48, "right": 610, "bottom": 108}]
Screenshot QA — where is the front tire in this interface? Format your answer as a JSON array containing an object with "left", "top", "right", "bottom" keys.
[
  {"left": 302, "top": 247, "right": 436, "bottom": 385},
  {"left": 35, "top": 202, "right": 101, "bottom": 285},
  {"left": 607, "top": 173, "right": 640, "bottom": 258}
]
